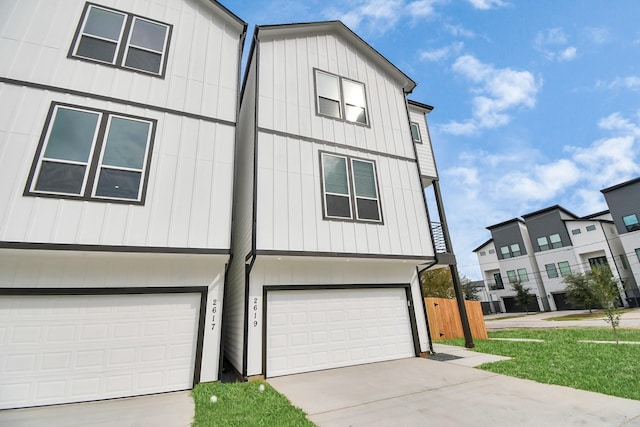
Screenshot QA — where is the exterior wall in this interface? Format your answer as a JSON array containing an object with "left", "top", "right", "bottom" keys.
[
  {"left": 409, "top": 108, "right": 437, "bottom": 179},
  {"left": 620, "top": 232, "right": 640, "bottom": 295},
  {"left": 223, "top": 55, "right": 258, "bottom": 375},
  {"left": 254, "top": 131, "right": 433, "bottom": 256},
  {"left": 245, "top": 257, "right": 428, "bottom": 377},
  {"left": 490, "top": 221, "right": 528, "bottom": 259},
  {"left": 602, "top": 180, "right": 640, "bottom": 235},
  {"left": 0, "top": 86, "right": 234, "bottom": 248},
  {"left": 497, "top": 255, "right": 544, "bottom": 311},
  {"left": 0, "top": 0, "right": 242, "bottom": 121},
  {"left": 525, "top": 210, "right": 573, "bottom": 252},
  {"left": 257, "top": 32, "right": 415, "bottom": 161},
  {"left": 0, "top": 248, "right": 226, "bottom": 381}
]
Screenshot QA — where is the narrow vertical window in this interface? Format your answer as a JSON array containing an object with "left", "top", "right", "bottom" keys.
[
  {"left": 545, "top": 264, "right": 558, "bottom": 278},
  {"left": 342, "top": 79, "right": 368, "bottom": 124},
  {"left": 316, "top": 71, "right": 341, "bottom": 119},
  {"left": 321, "top": 154, "right": 351, "bottom": 219},
  {"left": 517, "top": 268, "right": 529, "bottom": 282},
  {"left": 558, "top": 261, "right": 571, "bottom": 277},
  {"left": 410, "top": 122, "right": 421, "bottom": 143},
  {"left": 506, "top": 270, "right": 517, "bottom": 283},
  {"left": 351, "top": 159, "right": 380, "bottom": 221}
]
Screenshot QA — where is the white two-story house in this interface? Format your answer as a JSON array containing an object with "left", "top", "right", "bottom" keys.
[
  {"left": 224, "top": 21, "right": 445, "bottom": 380},
  {"left": 0, "top": 0, "right": 246, "bottom": 409}
]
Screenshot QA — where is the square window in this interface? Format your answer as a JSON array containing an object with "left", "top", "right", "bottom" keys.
[
  {"left": 537, "top": 236, "right": 549, "bottom": 251},
  {"left": 517, "top": 268, "right": 529, "bottom": 282},
  {"left": 549, "top": 233, "right": 562, "bottom": 249},
  {"left": 510, "top": 243, "right": 521, "bottom": 257},
  {"left": 623, "top": 214, "right": 640, "bottom": 232},
  {"left": 410, "top": 122, "right": 422, "bottom": 143},
  {"left": 545, "top": 263, "right": 558, "bottom": 278},
  {"left": 71, "top": 4, "right": 171, "bottom": 76},
  {"left": 26, "top": 103, "right": 154, "bottom": 204},
  {"left": 571, "top": 229, "right": 581, "bottom": 235},
  {"left": 321, "top": 153, "right": 381, "bottom": 223},
  {"left": 500, "top": 246, "right": 511, "bottom": 259},
  {"left": 586, "top": 225, "right": 596, "bottom": 231},
  {"left": 558, "top": 261, "right": 571, "bottom": 277},
  {"left": 315, "top": 69, "right": 368, "bottom": 125}
]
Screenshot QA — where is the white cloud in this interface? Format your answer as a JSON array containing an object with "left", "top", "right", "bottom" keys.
[
  {"left": 534, "top": 28, "right": 577, "bottom": 62},
  {"left": 419, "top": 42, "right": 463, "bottom": 62},
  {"left": 440, "top": 55, "right": 541, "bottom": 135},
  {"left": 444, "top": 23, "right": 476, "bottom": 38},
  {"left": 467, "top": 0, "right": 507, "bottom": 10},
  {"left": 584, "top": 27, "right": 611, "bottom": 45},
  {"left": 601, "top": 76, "right": 640, "bottom": 93}
]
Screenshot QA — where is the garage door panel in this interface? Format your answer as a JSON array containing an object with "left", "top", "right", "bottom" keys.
[
  {"left": 0, "top": 293, "right": 200, "bottom": 409},
  {"left": 267, "top": 288, "right": 414, "bottom": 377}
]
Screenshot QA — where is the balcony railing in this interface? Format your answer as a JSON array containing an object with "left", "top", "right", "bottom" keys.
[{"left": 430, "top": 222, "right": 448, "bottom": 254}]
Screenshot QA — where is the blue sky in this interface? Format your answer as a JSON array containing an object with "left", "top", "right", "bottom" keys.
[{"left": 225, "top": 0, "right": 640, "bottom": 279}]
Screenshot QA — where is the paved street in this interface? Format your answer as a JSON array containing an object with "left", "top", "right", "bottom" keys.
[{"left": 484, "top": 308, "right": 640, "bottom": 330}]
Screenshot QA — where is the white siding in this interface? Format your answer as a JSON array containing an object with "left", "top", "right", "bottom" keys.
[
  {"left": 0, "top": 0, "right": 243, "bottom": 122},
  {"left": 245, "top": 257, "right": 428, "bottom": 376},
  {"left": 409, "top": 109, "right": 437, "bottom": 179},
  {"left": 0, "top": 249, "right": 226, "bottom": 382},
  {"left": 257, "top": 33, "right": 415, "bottom": 160},
  {"left": 254, "top": 132, "right": 433, "bottom": 257},
  {"left": 0, "top": 86, "right": 234, "bottom": 249}
]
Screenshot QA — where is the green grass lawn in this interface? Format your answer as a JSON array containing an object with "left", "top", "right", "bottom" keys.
[
  {"left": 191, "top": 381, "right": 315, "bottom": 426},
  {"left": 544, "top": 308, "right": 634, "bottom": 321},
  {"left": 442, "top": 328, "right": 640, "bottom": 401}
]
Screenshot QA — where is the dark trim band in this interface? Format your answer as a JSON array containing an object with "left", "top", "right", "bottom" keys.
[
  {"left": 257, "top": 127, "right": 416, "bottom": 163},
  {"left": 0, "top": 241, "right": 230, "bottom": 255},
  {"left": 0, "top": 77, "right": 236, "bottom": 127},
  {"left": 0, "top": 286, "right": 208, "bottom": 385},
  {"left": 255, "top": 249, "right": 435, "bottom": 261}
]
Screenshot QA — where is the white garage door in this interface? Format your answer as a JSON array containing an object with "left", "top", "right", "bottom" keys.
[
  {"left": 0, "top": 292, "right": 201, "bottom": 409},
  {"left": 267, "top": 287, "right": 415, "bottom": 377}
]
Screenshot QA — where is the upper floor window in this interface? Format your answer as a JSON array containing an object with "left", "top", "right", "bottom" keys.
[
  {"left": 489, "top": 249, "right": 495, "bottom": 254},
  {"left": 410, "top": 122, "right": 422, "bottom": 143},
  {"left": 321, "top": 153, "right": 381, "bottom": 223},
  {"left": 70, "top": 3, "right": 171, "bottom": 76},
  {"left": 537, "top": 233, "right": 562, "bottom": 251},
  {"left": 500, "top": 243, "right": 521, "bottom": 259},
  {"left": 571, "top": 229, "right": 581, "bottom": 235},
  {"left": 506, "top": 270, "right": 517, "bottom": 283},
  {"left": 623, "top": 214, "right": 640, "bottom": 232},
  {"left": 545, "top": 263, "right": 558, "bottom": 278},
  {"left": 479, "top": 251, "right": 486, "bottom": 256},
  {"left": 25, "top": 103, "right": 155, "bottom": 204},
  {"left": 491, "top": 272, "right": 504, "bottom": 290},
  {"left": 315, "top": 70, "right": 368, "bottom": 125},
  {"left": 586, "top": 225, "right": 596, "bottom": 231},
  {"left": 517, "top": 268, "right": 529, "bottom": 282},
  {"left": 620, "top": 254, "right": 629, "bottom": 270},
  {"left": 558, "top": 261, "right": 571, "bottom": 277}
]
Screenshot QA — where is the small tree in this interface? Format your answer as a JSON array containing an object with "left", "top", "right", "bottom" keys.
[
  {"left": 461, "top": 279, "right": 481, "bottom": 301},
  {"left": 420, "top": 267, "right": 455, "bottom": 299},
  {"left": 590, "top": 265, "right": 623, "bottom": 344},
  {"left": 563, "top": 272, "right": 599, "bottom": 313},
  {"left": 512, "top": 280, "right": 534, "bottom": 314}
]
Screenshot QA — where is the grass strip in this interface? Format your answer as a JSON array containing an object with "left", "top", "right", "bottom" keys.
[
  {"left": 192, "top": 381, "right": 315, "bottom": 427},
  {"left": 442, "top": 328, "right": 640, "bottom": 401}
]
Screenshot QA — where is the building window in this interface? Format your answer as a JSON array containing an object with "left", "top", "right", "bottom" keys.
[
  {"left": 588, "top": 256, "right": 608, "bottom": 269},
  {"left": 489, "top": 249, "right": 495, "bottom": 254},
  {"left": 500, "top": 244, "right": 522, "bottom": 259},
  {"left": 571, "top": 229, "right": 581, "bottom": 235},
  {"left": 586, "top": 225, "right": 596, "bottom": 231},
  {"left": 517, "top": 268, "right": 529, "bottom": 282},
  {"left": 315, "top": 69, "right": 368, "bottom": 125},
  {"left": 480, "top": 251, "right": 486, "bottom": 256},
  {"left": 549, "top": 233, "right": 562, "bottom": 249},
  {"left": 410, "top": 122, "right": 422, "bottom": 143},
  {"left": 623, "top": 214, "right": 640, "bottom": 232},
  {"left": 506, "top": 270, "right": 517, "bottom": 283},
  {"left": 545, "top": 263, "right": 558, "bottom": 278},
  {"left": 511, "top": 243, "right": 522, "bottom": 257},
  {"left": 537, "top": 236, "right": 549, "bottom": 251},
  {"left": 558, "top": 261, "right": 571, "bottom": 277},
  {"left": 26, "top": 103, "right": 155, "bottom": 203},
  {"left": 620, "top": 254, "right": 629, "bottom": 270},
  {"left": 70, "top": 3, "right": 171, "bottom": 76},
  {"left": 492, "top": 272, "right": 504, "bottom": 290},
  {"left": 321, "top": 153, "right": 381, "bottom": 222},
  {"left": 500, "top": 246, "right": 511, "bottom": 259}
]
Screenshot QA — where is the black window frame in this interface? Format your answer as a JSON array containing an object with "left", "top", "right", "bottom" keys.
[
  {"left": 558, "top": 261, "right": 572, "bottom": 277},
  {"left": 571, "top": 228, "right": 581, "bottom": 235},
  {"left": 69, "top": 2, "right": 172, "bottom": 77},
  {"left": 517, "top": 268, "right": 529, "bottom": 282},
  {"left": 623, "top": 214, "right": 640, "bottom": 232},
  {"left": 319, "top": 151, "right": 383, "bottom": 224},
  {"left": 24, "top": 102, "right": 156, "bottom": 205},
  {"left": 410, "top": 122, "right": 422, "bottom": 143},
  {"left": 586, "top": 224, "right": 596, "bottom": 231},
  {"left": 545, "top": 263, "right": 558, "bottom": 278},
  {"left": 314, "top": 69, "right": 370, "bottom": 126}
]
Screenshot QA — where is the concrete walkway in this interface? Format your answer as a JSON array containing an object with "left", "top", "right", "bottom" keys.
[
  {"left": 0, "top": 391, "right": 194, "bottom": 427},
  {"left": 269, "top": 357, "right": 640, "bottom": 427},
  {"left": 485, "top": 308, "right": 640, "bottom": 330}
]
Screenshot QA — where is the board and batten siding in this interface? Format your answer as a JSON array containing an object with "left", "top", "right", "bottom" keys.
[
  {"left": 257, "top": 33, "right": 415, "bottom": 160},
  {"left": 244, "top": 257, "right": 429, "bottom": 376},
  {"left": 222, "top": 56, "right": 259, "bottom": 375},
  {"left": 255, "top": 132, "right": 434, "bottom": 257},
  {"left": 0, "top": 0, "right": 243, "bottom": 122},
  {"left": 0, "top": 85, "right": 234, "bottom": 249},
  {"left": 0, "top": 249, "right": 226, "bottom": 382},
  {"left": 409, "top": 109, "right": 437, "bottom": 179}
]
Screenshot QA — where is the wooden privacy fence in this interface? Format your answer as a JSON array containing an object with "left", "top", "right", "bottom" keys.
[{"left": 425, "top": 298, "right": 488, "bottom": 340}]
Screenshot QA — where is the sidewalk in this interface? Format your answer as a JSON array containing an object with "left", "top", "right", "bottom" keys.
[{"left": 484, "top": 308, "right": 640, "bottom": 330}]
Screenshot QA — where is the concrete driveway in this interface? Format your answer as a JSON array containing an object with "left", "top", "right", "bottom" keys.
[
  {"left": 0, "top": 391, "right": 194, "bottom": 427},
  {"left": 268, "top": 357, "right": 640, "bottom": 427}
]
